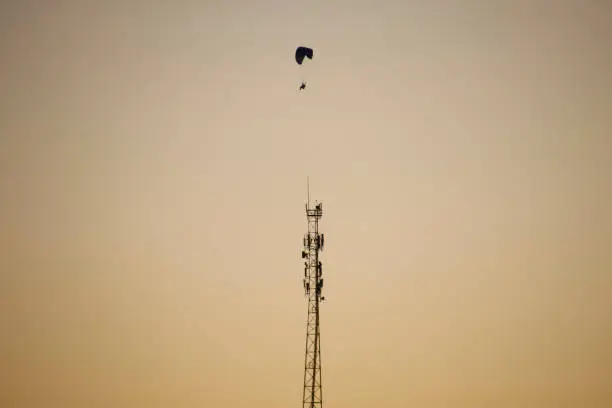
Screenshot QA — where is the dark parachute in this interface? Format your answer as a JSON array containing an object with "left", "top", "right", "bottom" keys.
[{"left": 295, "top": 46, "right": 314, "bottom": 65}]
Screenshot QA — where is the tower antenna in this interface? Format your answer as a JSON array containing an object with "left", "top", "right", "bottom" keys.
[{"left": 307, "top": 176, "right": 310, "bottom": 208}]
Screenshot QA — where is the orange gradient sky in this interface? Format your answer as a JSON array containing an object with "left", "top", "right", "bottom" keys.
[{"left": 1, "top": 1, "right": 611, "bottom": 407}]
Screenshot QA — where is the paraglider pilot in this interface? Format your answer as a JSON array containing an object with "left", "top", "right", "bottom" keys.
[{"left": 295, "top": 47, "right": 313, "bottom": 90}]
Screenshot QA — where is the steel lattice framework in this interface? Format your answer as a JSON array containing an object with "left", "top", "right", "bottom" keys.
[{"left": 300, "top": 195, "right": 325, "bottom": 408}]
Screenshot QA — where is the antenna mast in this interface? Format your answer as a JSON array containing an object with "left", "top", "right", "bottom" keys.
[
  {"left": 307, "top": 176, "right": 310, "bottom": 209},
  {"left": 300, "top": 183, "right": 325, "bottom": 408}
]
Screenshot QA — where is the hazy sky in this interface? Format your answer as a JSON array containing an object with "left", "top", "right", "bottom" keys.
[{"left": 1, "top": 1, "right": 611, "bottom": 407}]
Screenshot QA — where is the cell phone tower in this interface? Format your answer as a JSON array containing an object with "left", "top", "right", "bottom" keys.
[{"left": 300, "top": 177, "right": 325, "bottom": 408}]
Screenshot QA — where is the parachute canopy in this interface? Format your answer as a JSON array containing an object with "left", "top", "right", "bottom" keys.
[{"left": 295, "top": 46, "right": 314, "bottom": 65}]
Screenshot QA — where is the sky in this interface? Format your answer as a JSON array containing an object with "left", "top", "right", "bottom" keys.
[{"left": 1, "top": 0, "right": 611, "bottom": 407}]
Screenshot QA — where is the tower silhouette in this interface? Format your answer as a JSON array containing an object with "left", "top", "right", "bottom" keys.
[{"left": 301, "top": 180, "right": 325, "bottom": 408}]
